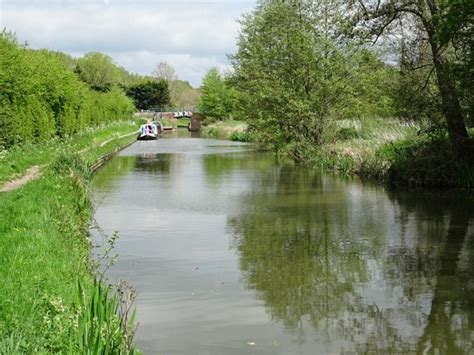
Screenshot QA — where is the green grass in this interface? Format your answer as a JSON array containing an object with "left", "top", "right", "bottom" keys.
[
  {"left": 0, "top": 120, "right": 139, "bottom": 184},
  {"left": 202, "top": 120, "right": 250, "bottom": 141},
  {"left": 0, "top": 124, "right": 140, "bottom": 353},
  {"left": 177, "top": 117, "right": 190, "bottom": 128},
  {"left": 301, "top": 118, "right": 474, "bottom": 188},
  {"left": 160, "top": 118, "right": 177, "bottom": 129}
]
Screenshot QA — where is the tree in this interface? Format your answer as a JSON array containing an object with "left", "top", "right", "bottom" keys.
[
  {"left": 0, "top": 31, "right": 134, "bottom": 148},
  {"left": 350, "top": 0, "right": 472, "bottom": 157},
  {"left": 75, "top": 52, "right": 120, "bottom": 91},
  {"left": 172, "top": 80, "right": 200, "bottom": 109},
  {"left": 198, "top": 68, "right": 237, "bottom": 120},
  {"left": 152, "top": 61, "right": 178, "bottom": 82},
  {"left": 125, "top": 80, "right": 170, "bottom": 110},
  {"left": 231, "top": 0, "right": 360, "bottom": 153}
]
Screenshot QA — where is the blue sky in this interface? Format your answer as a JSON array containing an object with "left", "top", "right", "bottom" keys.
[{"left": 0, "top": 0, "right": 256, "bottom": 87}]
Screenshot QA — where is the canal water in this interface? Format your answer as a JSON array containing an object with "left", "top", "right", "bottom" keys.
[{"left": 91, "top": 133, "right": 474, "bottom": 354}]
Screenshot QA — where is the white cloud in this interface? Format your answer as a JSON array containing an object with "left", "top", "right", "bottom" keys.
[{"left": 0, "top": 0, "right": 255, "bottom": 86}]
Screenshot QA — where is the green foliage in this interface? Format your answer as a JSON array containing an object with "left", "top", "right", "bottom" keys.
[
  {"left": 352, "top": 0, "right": 470, "bottom": 156},
  {"left": 177, "top": 117, "right": 190, "bottom": 128},
  {"left": 0, "top": 134, "right": 139, "bottom": 352},
  {"left": 343, "top": 49, "right": 397, "bottom": 120},
  {"left": 0, "top": 31, "right": 135, "bottom": 149},
  {"left": 392, "top": 38, "right": 444, "bottom": 123},
  {"left": 75, "top": 52, "right": 121, "bottom": 91},
  {"left": 336, "top": 127, "right": 360, "bottom": 141},
  {"left": 204, "top": 126, "right": 219, "bottom": 137},
  {"left": 171, "top": 80, "right": 200, "bottom": 108},
  {"left": 437, "top": 0, "right": 474, "bottom": 126},
  {"left": 198, "top": 68, "right": 237, "bottom": 120},
  {"left": 74, "top": 279, "right": 138, "bottom": 354},
  {"left": 229, "top": 130, "right": 252, "bottom": 142},
  {"left": 125, "top": 80, "right": 170, "bottom": 110},
  {"left": 231, "top": 0, "right": 394, "bottom": 152},
  {"left": 376, "top": 137, "right": 474, "bottom": 188}
]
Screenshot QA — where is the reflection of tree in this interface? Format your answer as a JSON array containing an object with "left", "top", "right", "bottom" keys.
[
  {"left": 231, "top": 213, "right": 367, "bottom": 333},
  {"left": 229, "top": 163, "right": 474, "bottom": 352},
  {"left": 92, "top": 156, "right": 137, "bottom": 191},
  {"left": 382, "top": 192, "right": 474, "bottom": 353},
  {"left": 416, "top": 203, "right": 473, "bottom": 353},
  {"left": 228, "top": 167, "right": 373, "bottom": 343},
  {"left": 134, "top": 154, "right": 171, "bottom": 174},
  {"left": 203, "top": 152, "right": 275, "bottom": 186}
]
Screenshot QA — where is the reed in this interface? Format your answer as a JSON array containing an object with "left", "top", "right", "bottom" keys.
[
  {"left": 202, "top": 120, "right": 249, "bottom": 141},
  {"left": 307, "top": 118, "right": 474, "bottom": 188},
  {"left": 73, "top": 279, "right": 138, "bottom": 354}
]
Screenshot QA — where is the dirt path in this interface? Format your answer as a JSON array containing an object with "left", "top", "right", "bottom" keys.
[
  {"left": 0, "top": 131, "right": 137, "bottom": 193},
  {"left": 0, "top": 165, "right": 43, "bottom": 192}
]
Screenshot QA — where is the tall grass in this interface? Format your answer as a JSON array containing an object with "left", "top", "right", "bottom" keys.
[
  {"left": 0, "top": 136, "right": 139, "bottom": 352},
  {"left": 303, "top": 118, "right": 474, "bottom": 188},
  {"left": 74, "top": 279, "right": 137, "bottom": 354},
  {"left": 202, "top": 120, "right": 250, "bottom": 141}
]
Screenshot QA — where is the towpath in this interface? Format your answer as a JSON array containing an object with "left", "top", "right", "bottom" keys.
[{"left": 0, "top": 131, "right": 136, "bottom": 193}]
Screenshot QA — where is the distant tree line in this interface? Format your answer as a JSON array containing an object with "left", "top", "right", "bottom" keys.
[
  {"left": 0, "top": 31, "right": 176, "bottom": 150},
  {"left": 152, "top": 61, "right": 200, "bottom": 109}
]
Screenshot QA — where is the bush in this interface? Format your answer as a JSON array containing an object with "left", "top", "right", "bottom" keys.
[
  {"left": 0, "top": 32, "right": 135, "bottom": 149},
  {"left": 336, "top": 127, "right": 360, "bottom": 141},
  {"left": 376, "top": 137, "right": 474, "bottom": 188},
  {"left": 229, "top": 130, "right": 252, "bottom": 142}
]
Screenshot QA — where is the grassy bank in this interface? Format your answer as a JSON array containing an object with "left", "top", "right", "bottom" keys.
[
  {"left": 0, "top": 120, "right": 141, "bottom": 185},
  {"left": 0, "top": 121, "right": 140, "bottom": 353},
  {"left": 295, "top": 118, "right": 474, "bottom": 188},
  {"left": 202, "top": 120, "right": 251, "bottom": 141}
]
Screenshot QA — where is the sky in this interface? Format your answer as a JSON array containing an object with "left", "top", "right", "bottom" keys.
[{"left": 0, "top": 0, "right": 256, "bottom": 87}]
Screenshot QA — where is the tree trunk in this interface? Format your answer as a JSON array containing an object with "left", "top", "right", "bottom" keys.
[
  {"left": 431, "top": 53, "right": 469, "bottom": 157},
  {"left": 424, "top": 2, "right": 469, "bottom": 157}
]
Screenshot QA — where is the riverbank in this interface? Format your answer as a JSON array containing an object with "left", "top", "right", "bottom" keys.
[
  {"left": 304, "top": 118, "right": 474, "bottom": 188},
  {"left": 202, "top": 120, "right": 251, "bottom": 142},
  {"left": 0, "top": 120, "right": 141, "bottom": 353},
  {"left": 210, "top": 117, "right": 473, "bottom": 188}
]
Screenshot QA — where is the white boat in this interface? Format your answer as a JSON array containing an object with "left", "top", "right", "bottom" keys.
[{"left": 137, "top": 123, "right": 159, "bottom": 140}]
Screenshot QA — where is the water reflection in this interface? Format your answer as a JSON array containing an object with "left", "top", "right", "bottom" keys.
[
  {"left": 134, "top": 153, "right": 171, "bottom": 174},
  {"left": 92, "top": 156, "right": 137, "bottom": 193},
  {"left": 228, "top": 166, "right": 474, "bottom": 353},
  {"left": 92, "top": 137, "right": 474, "bottom": 354},
  {"left": 388, "top": 192, "right": 474, "bottom": 354}
]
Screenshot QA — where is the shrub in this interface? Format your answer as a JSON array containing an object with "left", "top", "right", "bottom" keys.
[
  {"left": 0, "top": 32, "right": 135, "bottom": 149},
  {"left": 229, "top": 130, "right": 252, "bottom": 142},
  {"left": 336, "top": 127, "right": 360, "bottom": 141}
]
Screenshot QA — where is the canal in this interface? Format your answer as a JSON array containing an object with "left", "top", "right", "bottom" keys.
[{"left": 91, "top": 133, "right": 474, "bottom": 354}]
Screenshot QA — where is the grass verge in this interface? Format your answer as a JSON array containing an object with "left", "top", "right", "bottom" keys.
[
  {"left": 289, "top": 118, "right": 474, "bottom": 188},
  {"left": 0, "top": 122, "right": 140, "bottom": 353},
  {"left": 202, "top": 120, "right": 251, "bottom": 141},
  {"left": 0, "top": 120, "right": 140, "bottom": 185}
]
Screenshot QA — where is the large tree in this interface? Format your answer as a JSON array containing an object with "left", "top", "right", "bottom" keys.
[
  {"left": 198, "top": 68, "right": 237, "bottom": 120},
  {"left": 152, "top": 61, "right": 178, "bottom": 82},
  {"left": 75, "top": 52, "right": 120, "bottom": 91},
  {"left": 350, "top": 0, "right": 472, "bottom": 156},
  {"left": 151, "top": 62, "right": 199, "bottom": 108},
  {"left": 125, "top": 80, "right": 170, "bottom": 110},
  {"left": 230, "top": 0, "right": 361, "bottom": 153}
]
